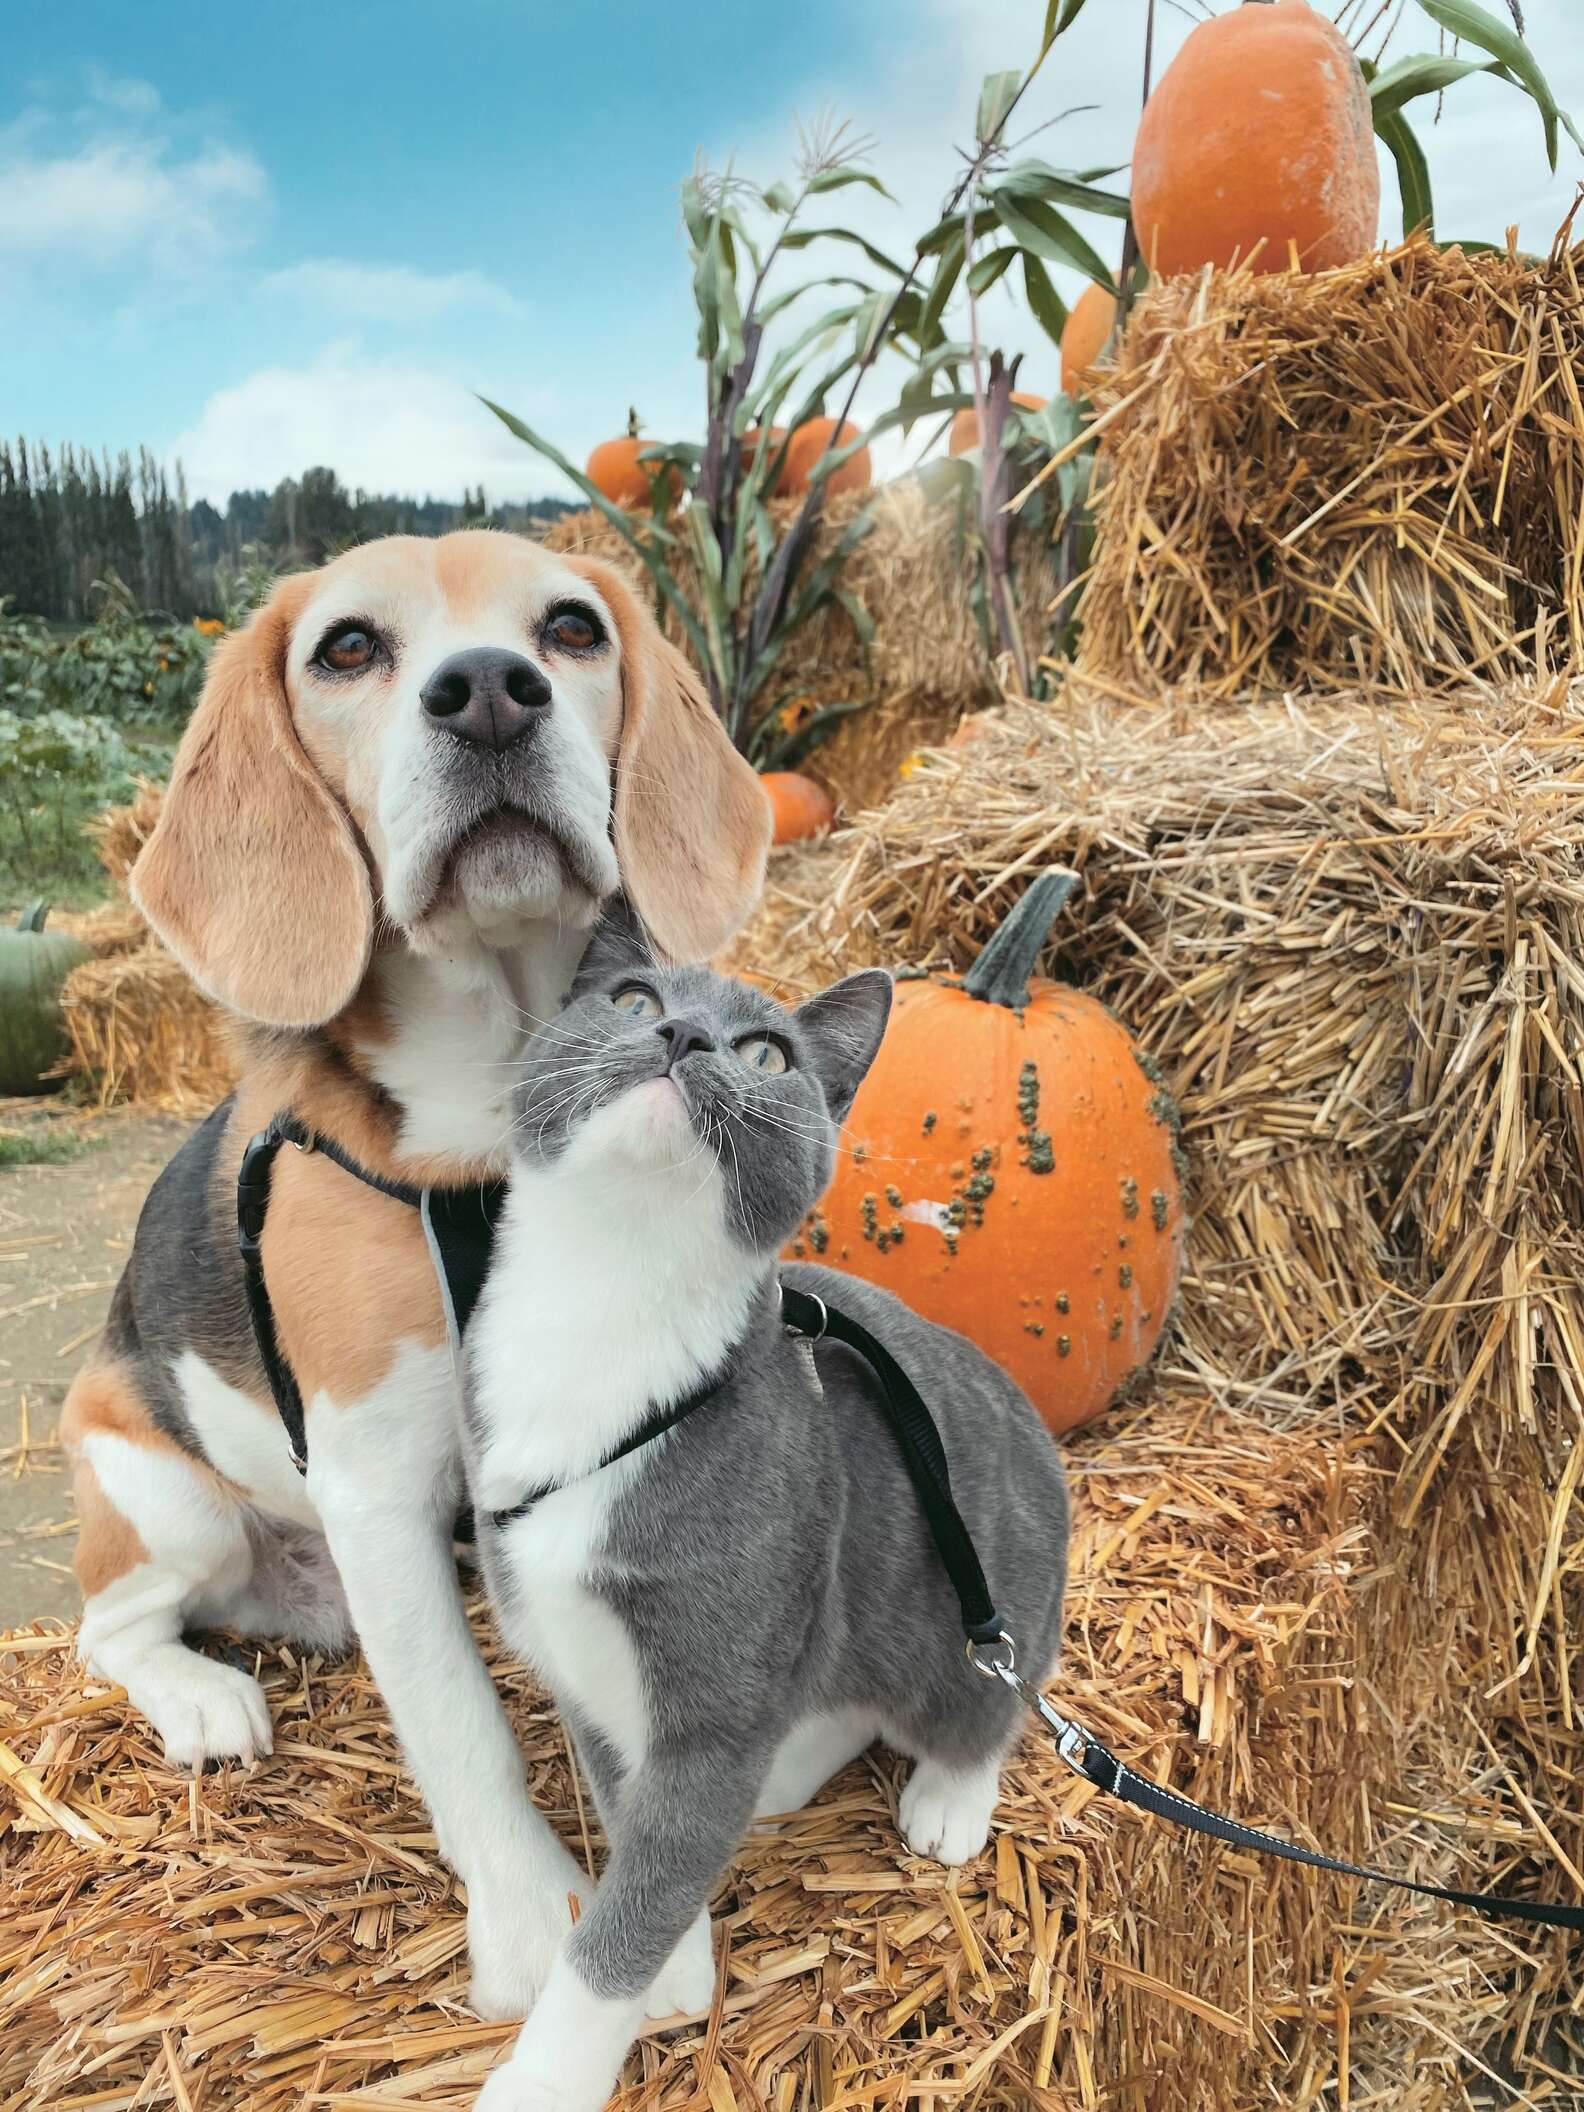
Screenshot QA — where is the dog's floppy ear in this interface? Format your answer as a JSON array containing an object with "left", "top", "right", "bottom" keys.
[
  {"left": 130, "top": 577, "right": 374, "bottom": 1028},
  {"left": 570, "top": 557, "right": 770, "bottom": 965}
]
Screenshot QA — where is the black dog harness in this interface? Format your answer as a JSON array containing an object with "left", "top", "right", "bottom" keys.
[{"left": 236, "top": 1112, "right": 1583, "bottom": 1937}]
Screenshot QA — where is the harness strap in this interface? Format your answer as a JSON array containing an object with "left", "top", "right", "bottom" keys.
[
  {"left": 236, "top": 1117, "right": 311, "bottom": 1471},
  {"left": 237, "top": 1111, "right": 460, "bottom": 1473},
  {"left": 491, "top": 1355, "right": 733, "bottom": 1529},
  {"left": 780, "top": 1284, "right": 1002, "bottom": 1647}
]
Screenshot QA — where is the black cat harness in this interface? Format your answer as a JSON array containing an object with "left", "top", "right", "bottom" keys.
[{"left": 238, "top": 1111, "right": 1584, "bottom": 1938}]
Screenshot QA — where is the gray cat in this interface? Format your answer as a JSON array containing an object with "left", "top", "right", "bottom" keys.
[{"left": 463, "top": 902, "right": 1069, "bottom": 2112}]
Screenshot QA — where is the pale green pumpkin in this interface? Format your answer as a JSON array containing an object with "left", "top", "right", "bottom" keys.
[{"left": 0, "top": 903, "right": 92, "bottom": 1096}]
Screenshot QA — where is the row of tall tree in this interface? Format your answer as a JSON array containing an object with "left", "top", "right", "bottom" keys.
[{"left": 0, "top": 440, "right": 578, "bottom": 622}]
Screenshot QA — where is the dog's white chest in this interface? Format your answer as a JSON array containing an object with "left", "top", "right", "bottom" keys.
[{"left": 495, "top": 1473, "right": 649, "bottom": 1777}]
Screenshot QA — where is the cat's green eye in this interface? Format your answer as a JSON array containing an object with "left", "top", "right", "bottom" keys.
[
  {"left": 734, "top": 1033, "right": 789, "bottom": 1076},
  {"left": 613, "top": 985, "right": 663, "bottom": 1020}
]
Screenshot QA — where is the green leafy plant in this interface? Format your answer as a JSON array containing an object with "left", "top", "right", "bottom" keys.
[
  {"left": 904, "top": 7, "right": 1122, "bottom": 689},
  {"left": 1358, "top": 0, "right": 1579, "bottom": 239},
  {"left": 487, "top": 121, "right": 926, "bottom": 758},
  {"left": 0, "top": 707, "right": 173, "bottom": 901},
  {"left": 0, "top": 592, "right": 213, "bottom": 732},
  {"left": 490, "top": 3, "right": 1125, "bottom": 752}
]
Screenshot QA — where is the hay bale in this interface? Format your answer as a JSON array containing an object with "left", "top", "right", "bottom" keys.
[
  {"left": 8, "top": 1393, "right": 1481, "bottom": 2111},
  {"left": 546, "top": 479, "right": 1056, "bottom": 808},
  {"left": 1068, "top": 230, "right": 1584, "bottom": 697},
  {"left": 735, "top": 679, "right": 1584, "bottom": 2091},
  {"left": 87, "top": 782, "right": 164, "bottom": 896},
  {"left": 57, "top": 943, "right": 235, "bottom": 1111}
]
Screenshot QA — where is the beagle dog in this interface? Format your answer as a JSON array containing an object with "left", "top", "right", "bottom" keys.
[{"left": 60, "top": 530, "right": 770, "bottom": 2020}]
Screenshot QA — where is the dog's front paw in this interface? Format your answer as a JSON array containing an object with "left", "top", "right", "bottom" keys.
[
  {"left": 643, "top": 1910, "right": 715, "bottom": 2021},
  {"left": 466, "top": 1856, "right": 591, "bottom": 2021}
]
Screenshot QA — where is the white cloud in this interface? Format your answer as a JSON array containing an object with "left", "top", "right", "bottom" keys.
[
  {"left": 85, "top": 69, "right": 162, "bottom": 121},
  {"left": 262, "top": 258, "right": 522, "bottom": 323},
  {"left": 0, "top": 135, "right": 265, "bottom": 269},
  {"left": 172, "top": 345, "right": 560, "bottom": 502}
]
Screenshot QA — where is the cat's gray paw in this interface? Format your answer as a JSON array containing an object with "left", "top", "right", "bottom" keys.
[{"left": 643, "top": 1910, "right": 716, "bottom": 2020}]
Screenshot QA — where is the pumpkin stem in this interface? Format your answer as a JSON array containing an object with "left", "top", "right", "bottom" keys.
[
  {"left": 17, "top": 901, "right": 48, "bottom": 935},
  {"left": 627, "top": 406, "right": 642, "bottom": 439},
  {"left": 963, "top": 869, "right": 1079, "bottom": 1010}
]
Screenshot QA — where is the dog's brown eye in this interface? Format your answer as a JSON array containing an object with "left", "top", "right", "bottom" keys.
[
  {"left": 545, "top": 607, "right": 602, "bottom": 653},
  {"left": 317, "top": 626, "right": 377, "bottom": 672}
]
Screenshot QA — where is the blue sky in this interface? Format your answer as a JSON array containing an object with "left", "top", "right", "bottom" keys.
[{"left": 5, "top": 1, "right": 1582, "bottom": 506}]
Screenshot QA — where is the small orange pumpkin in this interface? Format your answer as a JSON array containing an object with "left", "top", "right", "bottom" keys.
[
  {"left": 761, "top": 771, "right": 835, "bottom": 845},
  {"left": 779, "top": 418, "right": 871, "bottom": 496},
  {"left": 586, "top": 409, "right": 682, "bottom": 510},
  {"left": 1131, "top": 0, "right": 1379, "bottom": 278},
  {"left": 1060, "top": 283, "right": 1117, "bottom": 395},
  {"left": 789, "top": 871, "right": 1186, "bottom": 1434},
  {"left": 741, "top": 425, "right": 787, "bottom": 477},
  {"left": 947, "top": 392, "right": 1047, "bottom": 458}
]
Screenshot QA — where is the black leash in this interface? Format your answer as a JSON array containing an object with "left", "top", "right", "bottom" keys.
[
  {"left": 782, "top": 1281, "right": 1580, "bottom": 1934},
  {"left": 237, "top": 1117, "right": 1582, "bottom": 1936}
]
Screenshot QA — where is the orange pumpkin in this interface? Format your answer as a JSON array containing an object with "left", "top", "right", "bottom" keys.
[
  {"left": 947, "top": 392, "right": 1047, "bottom": 458},
  {"left": 1131, "top": 0, "right": 1379, "bottom": 278},
  {"left": 789, "top": 871, "right": 1186, "bottom": 1434},
  {"left": 586, "top": 410, "right": 682, "bottom": 510},
  {"left": 1060, "top": 283, "right": 1117, "bottom": 395},
  {"left": 761, "top": 771, "right": 835, "bottom": 845},
  {"left": 779, "top": 418, "right": 871, "bottom": 496},
  {"left": 741, "top": 425, "right": 787, "bottom": 477}
]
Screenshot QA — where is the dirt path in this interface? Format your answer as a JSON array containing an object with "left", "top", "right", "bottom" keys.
[{"left": 0, "top": 1102, "right": 194, "bottom": 1627}]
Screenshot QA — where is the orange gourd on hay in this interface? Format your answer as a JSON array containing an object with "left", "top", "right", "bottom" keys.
[
  {"left": 1131, "top": 0, "right": 1379, "bottom": 277},
  {"left": 779, "top": 418, "right": 871, "bottom": 496},
  {"left": 790, "top": 872, "right": 1185, "bottom": 1434},
  {"left": 1060, "top": 283, "right": 1117, "bottom": 394},
  {"left": 761, "top": 771, "right": 835, "bottom": 845},
  {"left": 586, "top": 410, "right": 681, "bottom": 510},
  {"left": 947, "top": 392, "right": 1047, "bottom": 458}
]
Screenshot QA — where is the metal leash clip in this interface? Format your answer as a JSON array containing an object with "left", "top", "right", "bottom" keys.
[{"left": 967, "top": 1630, "right": 1091, "bottom": 1776}]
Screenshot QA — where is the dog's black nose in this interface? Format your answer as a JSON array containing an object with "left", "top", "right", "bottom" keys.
[
  {"left": 420, "top": 648, "right": 552, "bottom": 750},
  {"left": 655, "top": 1019, "right": 715, "bottom": 1070}
]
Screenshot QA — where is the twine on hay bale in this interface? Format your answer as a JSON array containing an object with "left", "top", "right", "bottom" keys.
[
  {"left": 734, "top": 678, "right": 1584, "bottom": 2093},
  {"left": 1068, "top": 227, "right": 1584, "bottom": 698},
  {"left": 11, "top": 1394, "right": 1501, "bottom": 2112},
  {"left": 545, "top": 479, "right": 1056, "bottom": 809}
]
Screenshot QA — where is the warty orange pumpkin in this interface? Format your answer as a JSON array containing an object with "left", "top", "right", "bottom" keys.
[
  {"left": 761, "top": 770, "right": 835, "bottom": 845},
  {"left": 1131, "top": 0, "right": 1379, "bottom": 278},
  {"left": 788, "top": 870, "right": 1186, "bottom": 1433}
]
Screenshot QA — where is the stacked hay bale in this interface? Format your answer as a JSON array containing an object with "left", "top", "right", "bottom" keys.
[
  {"left": 1065, "top": 232, "right": 1584, "bottom": 697},
  {"left": 52, "top": 786, "right": 235, "bottom": 1110},
  {"left": 546, "top": 478, "right": 1056, "bottom": 808},
  {"left": 735, "top": 684, "right": 1584, "bottom": 2100}
]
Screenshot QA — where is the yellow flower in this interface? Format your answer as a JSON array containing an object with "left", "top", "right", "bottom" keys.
[
  {"left": 899, "top": 750, "right": 923, "bottom": 779},
  {"left": 194, "top": 616, "right": 226, "bottom": 637},
  {"left": 143, "top": 680, "right": 155, "bottom": 696}
]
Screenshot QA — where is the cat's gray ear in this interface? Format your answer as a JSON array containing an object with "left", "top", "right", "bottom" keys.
[
  {"left": 794, "top": 969, "right": 892, "bottom": 1121},
  {"left": 572, "top": 893, "right": 657, "bottom": 992}
]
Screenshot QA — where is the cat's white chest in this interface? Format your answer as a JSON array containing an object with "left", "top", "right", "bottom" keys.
[{"left": 495, "top": 1469, "right": 650, "bottom": 1777}]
